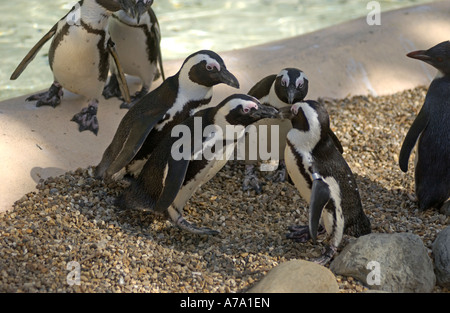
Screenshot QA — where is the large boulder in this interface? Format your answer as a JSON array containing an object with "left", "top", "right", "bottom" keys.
[
  {"left": 432, "top": 226, "right": 450, "bottom": 288},
  {"left": 329, "top": 233, "right": 435, "bottom": 292},
  {"left": 247, "top": 260, "right": 339, "bottom": 293}
]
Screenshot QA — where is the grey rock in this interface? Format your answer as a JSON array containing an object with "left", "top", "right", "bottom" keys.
[
  {"left": 432, "top": 226, "right": 450, "bottom": 288},
  {"left": 247, "top": 260, "right": 339, "bottom": 293},
  {"left": 439, "top": 202, "right": 450, "bottom": 216},
  {"left": 329, "top": 233, "right": 435, "bottom": 292}
]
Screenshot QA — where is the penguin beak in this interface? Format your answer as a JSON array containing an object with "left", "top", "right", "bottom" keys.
[
  {"left": 407, "top": 50, "right": 432, "bottom": 62},
  {"left": 250, "top": 104, "right": 279, "bottom": 119},
  {"left": 287, "top": 88, "right": 297, "bottom": 104},
  {"left": 277, "top": 106, "right": 294, "bottom": 120},
  {"left": 218, "top": 69, "right": 240, "bottom": 89}
]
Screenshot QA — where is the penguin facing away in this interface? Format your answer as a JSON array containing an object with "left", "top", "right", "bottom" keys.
[
  {"left": 10, "top": 0, "right": 134, "bottom": 135},
  {"left": 400, "top": 41, "right": 450, "bottom": 212},
  {"left": 281, "top": 101, "right": 371, "bottom": 265},
  {"left": 95, "top": 50, "right": 240, "bottom": 181},
  {"left": 103, "top": 0, "right": 165, "bottom": 109},
  {"left": 117, "top": 94, "right": 279, "bottom": 235},
  {"left": 243, "top": 68, "right": 309, "bottom": 193}
]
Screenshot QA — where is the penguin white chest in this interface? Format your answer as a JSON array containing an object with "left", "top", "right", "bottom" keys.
[
  {"left": 108, "top": 17, "right": 156, "bottom": 85},
  {"left": 51, "top": 25, "right": 107, "bottom": 98},
  {"left": 285, "top": 144, "right": 312, "bottom": 203}
]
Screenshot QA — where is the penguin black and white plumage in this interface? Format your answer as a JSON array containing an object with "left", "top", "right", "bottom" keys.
[
  {"left": 117, "top": 94, "right": 278, "bottom": 235},
  {"left": 281, "top": 101, "right": 371, "bottom": 265},
  {"left": 243, "top": 68, "right": 309, "bottom": 193},
  {"left": 103, "top": 0, "right": 165, "bottom": 109},
  {"left": 95, "top": 50, "right": 240, "bottom": 181},
  {"left": 10, "top": 0, "right": 133, "bottom": 135},
  {"left": 399, "top": 41, "right": 450, "bottom": 212}
]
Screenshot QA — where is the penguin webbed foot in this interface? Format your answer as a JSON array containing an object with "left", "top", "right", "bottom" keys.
[
  {"left": 26, "top": 82, "right": 63, "bottom": 108},
  {"left": 71, "top": 101, "right": 99, "bottom": 135},
  {"left": 242, "top": 164, "right": 264, "bottom": 194},
  {"left": 119, "top": 87, "right": 148, "bottom": 109},
  {"left": 265, "top": 160, "right": 287, "bottom": 183},
  {"left": 102, "top": 74, "right": 122, "bottom": 100},
  {"left": 175, "top": 216, "right": 220, "bottom": 236},
  {"left": 312, "top": 245, "right": 337, "bottom": 266},
  {"left": 286, "top": 224, "right": 325, "bottom": 243}
]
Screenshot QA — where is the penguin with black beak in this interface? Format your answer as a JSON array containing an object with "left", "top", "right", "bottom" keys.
[
  {"left": 281, "top": 101, "right": 371, "bottom": 265},
  {"left": 10, "top": 0, "right": 134, "bottom": 135},
  {"left": 103, "top": 0, "right": 165, "bottom": 108},
  {"left": 95, "top": 50, "right": 240, "bottom": 181},
  {"left": 243, "top": 68, "right": 309, "bottom": 193},
  {"left": 400, "top": 41, "right": 450, "bottom": 213},
  {"left": 117, "top": 94, "right": 278, "bottom": 235}
]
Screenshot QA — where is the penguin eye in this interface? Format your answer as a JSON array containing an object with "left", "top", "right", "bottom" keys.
[
  {"left": 281, "top": 80, "right": 287, "bottom": 87},
  {"left": 243, "top": 107, "right": 251, "bottom": 114},
  {"left": 437, "top": 57, "right": 443, "bottom": 62},
  {"left": 206, "top": 64, "right": 215, "bottom": 71}
]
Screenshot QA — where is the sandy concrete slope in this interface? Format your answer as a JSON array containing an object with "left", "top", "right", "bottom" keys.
[{"left": 1, "top": 1, "right": 449, "bottom": 212}]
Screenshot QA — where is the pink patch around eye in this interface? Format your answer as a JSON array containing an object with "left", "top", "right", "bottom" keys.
[{"left": 291, "top": 104, "right": 300, "bottom": 115}]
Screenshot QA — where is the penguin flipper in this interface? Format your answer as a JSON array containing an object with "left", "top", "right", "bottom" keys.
[
  {"left": 309, "top": 177, "right": 331, "bottom": 244},
  {"left": 107, "top": 39, "right": 131, "bottom": 104},
  {"left": 105, "top": 107, "right": 168, "bottom": 177},
  {"left": 399, "top": 108, "right": 429, "bottom": 172},
  {"left": 248, "top": 74, "right": 277, "bottom": 99},
  {"left": 10, "top": 24, "right": 57, "bottom": 80},
  {"left": 154, "top": 158, "right": 190, "bottom": 215},
  {"left": 328, "top": 129, "right": 344, "bottom": 154}
]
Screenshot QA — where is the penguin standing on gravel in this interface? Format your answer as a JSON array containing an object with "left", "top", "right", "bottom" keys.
[
  {"left": 117, "top": 94, "right": 278, "bottom": 235},
  {"left": 95, "top": 50, "right": 240, "bottom": 181},
  {"left": 400, "top": 41, "right": 450, "bottom": 212},
  {"left": 243, "top": 68, "right": 309, "bottom": 193},
  {"left": 10, "top": 0, "right": 134, "bottom": 135},
  {"left": 281, "top": 101, "right": 371, "bottom": 265},
  {"left": 103, "top": 0, "right": 165, "bottom": 108}
]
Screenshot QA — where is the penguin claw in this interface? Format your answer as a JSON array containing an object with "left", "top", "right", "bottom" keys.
[
  {"left": 26, "top": 83, "right": 63, "bottom": 108},
  {"left": 242, "top": 164, "right": 263, "bottom": 194},
  {"left": 102, "top": 74, "right": 122, "bottom": 99},
  {"left": 71, "top": 104, "right": 99, "bottom": 135},
  {"left": 176, "top": 217, "right": 219, "bottom": 235},
  {"left": 286, "top": 224, "right": 326, "bottom": 243},
  {"left": 265, "top": 161, "right": 287, "bottom": 183},
  {"left": 286, "top": 225, "right": 310, "bottom": 243},
  {"left": 312, "top": 245, "right": 337, "bottom": 266}
]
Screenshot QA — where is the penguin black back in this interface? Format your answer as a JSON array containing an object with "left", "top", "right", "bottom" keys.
[{"left": 400, "top": 41, "right": 450, "bottom": 211}]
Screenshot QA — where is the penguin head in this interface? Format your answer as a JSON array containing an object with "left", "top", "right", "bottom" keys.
[
  {"left": 407, "top": 41, "right": 450, "bottom": 75},
  {"left": 217, "top": 94, "right": 278, "bottom": 127},
  {"left": 274, "top": 68, "right": 309, "bottom": 104},
  {"left": 181, "top": 50, "right": 240, "bottom": 89},
  {"left": 128, "top": 0, "right": 153, "bottom": 23},
  {"left": 97, "top": 0, "right": 136, "bottom": 12},
  {"left": 280, "top": 100, "right": 329, "bottom": 137}
]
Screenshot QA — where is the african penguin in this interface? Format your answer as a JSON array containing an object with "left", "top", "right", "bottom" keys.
[
  {"left": 10, "top": 0, "right": 134, "bottom": 135},
  {"left": 243, "top": 68, "right": 309, "bottom": 194},
  {"left": 400, "top": 41, "right": 450, "bottom": 212},
  {"left": 95, "top": 50, "right": 240, "bottom": 181},
  {"left": 281, "top": 101, "right": 371, "bottom": 265},
  {"left": 117, "top": 94, "right": 278, "bottom": 235},
  {"left": 103, "top": 0, "right": 165, "bottom": 109}
]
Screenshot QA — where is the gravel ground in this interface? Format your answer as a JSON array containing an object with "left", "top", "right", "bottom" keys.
[{"left": 1, "top": 86, "right": 449, "bottom": 293}]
